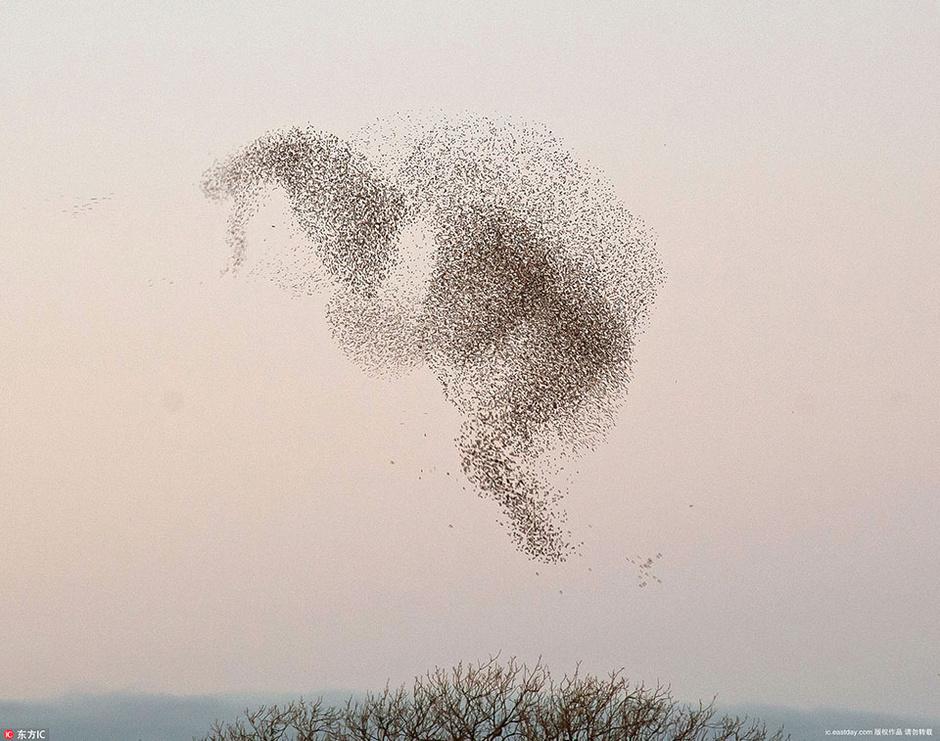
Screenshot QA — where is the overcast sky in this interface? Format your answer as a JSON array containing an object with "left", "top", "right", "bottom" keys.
[{"left": 1, "top": 0, "right": 938, "bottom": 720}]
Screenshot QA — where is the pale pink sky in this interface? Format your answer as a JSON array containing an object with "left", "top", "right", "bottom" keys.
[{"left": 1, "top": 0, "right": 938, "bottom": 718}]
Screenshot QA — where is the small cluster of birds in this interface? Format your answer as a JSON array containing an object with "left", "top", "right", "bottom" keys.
[
  {"left": 627, "top": 553, "right": 664, "bottom": 588},
  {"left": 59, "top": 192, "right": 114, "bottom": 217},
  {"left": 203, "top": 113, "right": 664, "bottom": 564}
]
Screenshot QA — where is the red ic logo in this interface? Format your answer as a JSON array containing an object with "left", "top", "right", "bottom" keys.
[{"left": 3, "top": 730, "right": 14, "bottom": 740}]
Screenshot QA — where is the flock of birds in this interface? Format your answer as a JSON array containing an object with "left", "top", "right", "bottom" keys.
[
  {"left": 397, "top": 446, "right": 683, "bottom": 589},
  {"left": 202, "top": 113, "right": 664, "bottom": 565},
  {"left": 57, "top": 192, "right": 115, "bottom": 217},
  {"left": 626, "top": 553, "right": 664, "bottom": 588}
]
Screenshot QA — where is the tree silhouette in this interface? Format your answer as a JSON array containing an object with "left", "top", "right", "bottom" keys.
[{"left": 197, "top": 657, "right": 788, "bottom": 740}]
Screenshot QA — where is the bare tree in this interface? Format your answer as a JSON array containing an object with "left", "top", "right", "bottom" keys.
[{"left": 197, "top": 657, "right": 788, "bottom": 741}]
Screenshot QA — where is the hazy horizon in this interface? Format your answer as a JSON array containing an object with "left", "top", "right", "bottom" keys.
[{"left": 0, "top": 689, "right": 938, "bottom": 741}]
